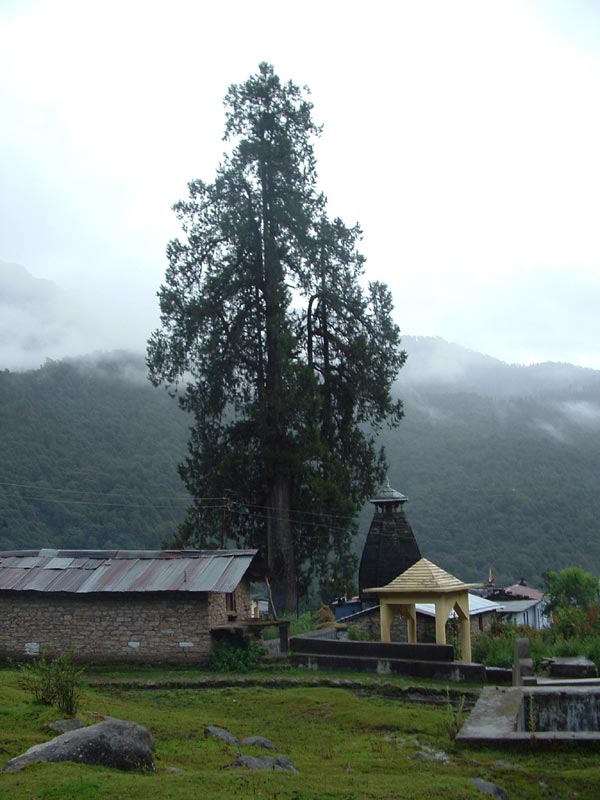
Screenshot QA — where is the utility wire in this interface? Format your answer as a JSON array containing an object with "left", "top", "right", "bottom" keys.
[{"left": 14, "top": 495, "right": 224, "bottom": 511}]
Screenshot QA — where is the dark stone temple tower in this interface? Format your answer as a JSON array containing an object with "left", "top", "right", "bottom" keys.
[{"left": 358, "top": 480, "right": 421, "bottom": 600}]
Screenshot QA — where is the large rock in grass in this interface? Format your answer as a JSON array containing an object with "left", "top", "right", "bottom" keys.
[{"left": 1, "top": 717, "right": 155, "bottom": 773}]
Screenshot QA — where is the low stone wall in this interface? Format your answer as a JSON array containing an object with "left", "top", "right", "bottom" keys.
[
  {"left": 291, "top": 636, "right": 454, "bottom": 661},
  {"left": 289, "top": 635, "right": 486, "bottom": 683},
  {"left": 0, "top": 588, "right": 249, "bottom": 665}
]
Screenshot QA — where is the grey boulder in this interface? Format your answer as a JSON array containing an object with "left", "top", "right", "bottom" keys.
[
  {"left": 204, "top": 725, "right": 239, "bottom": 745},
  {"left": 2, "top": 717, "right": 155, "bottom": 773},
  {"left": 472, "top": 778, "right": 509, "bottom": 799},
  {"left": 240, "top": 735, "right": 276, "bottom": 750},
  {"left": 229, "top": 754, "right": 299, "bottom": 772}
]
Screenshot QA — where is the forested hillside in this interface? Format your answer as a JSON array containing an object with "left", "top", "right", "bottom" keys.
[
  {"left": 368, "top": 337, "right": 600, "bottom": 585},
  {"left": 0, "top": 354, "right": 189, "bottom": 551},
  {"left": 2, "top": 340, "right": 600, "bottom": 588}
]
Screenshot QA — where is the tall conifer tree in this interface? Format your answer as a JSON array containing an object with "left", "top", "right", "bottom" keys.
[{"left": 147, "top": 64, "right": 405, "bottom": 610}]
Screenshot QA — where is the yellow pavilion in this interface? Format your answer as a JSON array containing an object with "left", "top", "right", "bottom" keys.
[{"left": 365, "top": 557, "right": 482, "bottom": 662}]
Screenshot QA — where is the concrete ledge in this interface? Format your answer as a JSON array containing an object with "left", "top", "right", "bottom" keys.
[
  {"left": 457, "top": 686, "right": 600, "bottom": 749},
  {"left": 484, "top": 667, "right": 512, "bottom": 685},
  {"left": 290, "top": 636, "right": 454, "bottom": 662},
  {"left": 290, "top": 651, "right": 485, "bottom": 682}
]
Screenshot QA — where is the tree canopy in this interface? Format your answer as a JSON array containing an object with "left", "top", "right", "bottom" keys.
[
  {"left": 147, "top": 64, "right": 405, "bottom": 610},
  {"left": 543, "top": 567, "right": 599, "bottom": 613}
]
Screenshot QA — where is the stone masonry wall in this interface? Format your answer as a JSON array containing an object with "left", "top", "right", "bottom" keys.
[
  {"left": 348, "top": 606, "right": 497, "bottom": 650},
  {"left": 208, "top": 582, "right": 253, "bottom": 625},
  {"left": 0, "top": 582, "right": 252, "bottom": 665}
]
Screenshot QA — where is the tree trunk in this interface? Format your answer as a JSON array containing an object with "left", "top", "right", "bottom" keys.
[
  {"left": 266, "top": 473, "right": 297, "bottom": 613},
  {"left": 259, "top": 146, "right": 297, "bottom": 613}
]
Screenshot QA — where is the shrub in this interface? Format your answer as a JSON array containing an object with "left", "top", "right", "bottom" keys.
[
  {"left": 207, "top": 639, "right": 263, "bottom": 672},
  {"left": 472, "top": 621, "right": 600, "bottom": 672},
  {"left": 52, "top": 650, "right": 85, "bottom": 715},
  {"left": 472, "top": 632, "right": 513, "bottom": 669},
  {"left": 314, "top": 605, "right": 336, "bottom": 628},
  {"left": 18, "top": 647, "right": 84, "bottom": 716},
  {"left": 347, "top": 624, "right": 375, "bottom": 642},
  {"left": 444, "top": 689, "right": 466, "bottom": 741},
  {"left": 553, "top": 636, "right": 586, "bottom": 658},
  {"left": 552, "top": 607, "right": 592, "bottom": 639},
  {"left": 262, "top": 611, "right": 315, "bottom": 640},
  {"left": 17, "top": 651, "right": 55, "bottom": 705},
  {"left": 584, "top": 634, "right": 600, "bottom": 667}
]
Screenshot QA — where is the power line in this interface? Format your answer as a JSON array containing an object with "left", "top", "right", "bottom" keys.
[
  {"left": 14, "top": 494, "right": 225, "bottom": 511},
  {"left": 0, "top": 479, "right": 213, "bottom": 502}
]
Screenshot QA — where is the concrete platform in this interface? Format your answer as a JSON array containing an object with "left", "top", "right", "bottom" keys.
[{"left": 457, "top": 686, "right": 600, "bottom": 749}]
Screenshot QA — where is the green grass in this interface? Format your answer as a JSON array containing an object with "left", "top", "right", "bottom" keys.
[{"left": 1, "top": 667, "right": 600, "bottom": 799}]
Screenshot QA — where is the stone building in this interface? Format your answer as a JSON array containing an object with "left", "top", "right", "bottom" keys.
[{"left": 0, "top": 548, "right": 262, "bottom": 664}]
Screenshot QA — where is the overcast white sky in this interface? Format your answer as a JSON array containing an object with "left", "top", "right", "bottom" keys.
[{"left": 1, "top": 0, "right": 600, "bottom": 370}]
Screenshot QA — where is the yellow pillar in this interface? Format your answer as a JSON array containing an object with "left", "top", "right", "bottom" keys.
[
  {"left": 404, "top": 604, "right": 417, "bottom": 643},
  {"left": 454, "top": 594, "right": 472, "bottom": 662},
  {"left": 434, "top": 597, "right": 452, "bottom": 646},
  {"left": 380, "top": 601, "right": 394, "bottom": 642}
]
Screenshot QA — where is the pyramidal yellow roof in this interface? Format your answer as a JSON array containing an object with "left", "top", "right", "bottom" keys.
[{"left": 366, "top": 558, "right": 482, "bottom": 594}]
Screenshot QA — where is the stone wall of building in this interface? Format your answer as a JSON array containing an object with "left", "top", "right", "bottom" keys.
[{"left": 0, "top": 581, "right": 253, "bottom": 665}]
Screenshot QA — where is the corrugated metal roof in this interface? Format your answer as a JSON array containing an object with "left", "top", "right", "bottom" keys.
[
  {"left": 366, "top": 557, "right": 483, "bottom": 594},
  {"left": 0, "top": 549, "right": 259, "bottom": 594},
  {"left": 498, "top": 598, "right": 543, "bottom": 613}
]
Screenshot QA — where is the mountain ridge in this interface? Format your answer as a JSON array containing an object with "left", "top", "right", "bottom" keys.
[{"left": 1, "top": 342, "right": 599, "bottom": 588}]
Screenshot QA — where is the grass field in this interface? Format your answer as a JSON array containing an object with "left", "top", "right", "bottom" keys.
[{"left": 1, "top": 667, "right": 600, "bottom": 799}]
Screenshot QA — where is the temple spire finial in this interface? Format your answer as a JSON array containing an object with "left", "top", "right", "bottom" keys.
[{"left": 370, "top": 479, "right": 408, "bottom": 510}]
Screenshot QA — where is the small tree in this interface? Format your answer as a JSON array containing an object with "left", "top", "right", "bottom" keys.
[{"left": 543, "top": 566, "right": 599, "bottom": 614}]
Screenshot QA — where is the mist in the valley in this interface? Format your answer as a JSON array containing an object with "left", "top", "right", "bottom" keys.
[{"left": 0, "top": 260, "right": 157, "bottom": 371}]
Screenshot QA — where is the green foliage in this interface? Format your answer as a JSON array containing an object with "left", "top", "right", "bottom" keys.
[
  {"left": 543, "top": 566, "right": 599, "bottom": 613},
  {"left": 346, "top": 624, "right": 375, "bottom": 641},
  {"left": 528, "top": 692, "right": 536, "bottom": 739},
  {"left": 444, "top": 689, "right": 466, "bottom": 741},
  {"left": 0, "top": 353, "right": 188, "bottom": 552},
  {"left": 17, "top": 651, "right": 56, "bottom": 705},
  {"left": 207, "top": 639, "right": 264, "bottom": 672},
  {"left": 287, "top": 612, "right": 319, "bottom": 637},
  {"left": 147, "top": 63, "right": 405, "bottom": 610},
  {"left": 359, "top": 356, "right": 600, "bottom": 585},
  {"left": 5, "top": 670, "right": 600, "bottom": 799},
  {"left": 473, "top": 609, "right": 600, "bottom": 671},
  {"left": 551, "top": 606, "right": 595, "bottom": 638},
  {"left": 262, "top": 611, "right": 316, "bottom": 640},
  {"left": 472, "top": 628, "right": 515, "bottom": 669},
  {"left": 17, "top": 648, "right": 84, "bottom": 715},
  {"left": 5, "top": 338, "right": 600, "bottom": 591}
]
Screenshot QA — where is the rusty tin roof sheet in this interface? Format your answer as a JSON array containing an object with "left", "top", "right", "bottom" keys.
[{"left": 0, "top": 549, "right": 258, "bottom": 594}]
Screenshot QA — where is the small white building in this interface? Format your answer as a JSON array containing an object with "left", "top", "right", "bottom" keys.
[{"left": 496, "top": 598, "right": 549, "bottom": 629}]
